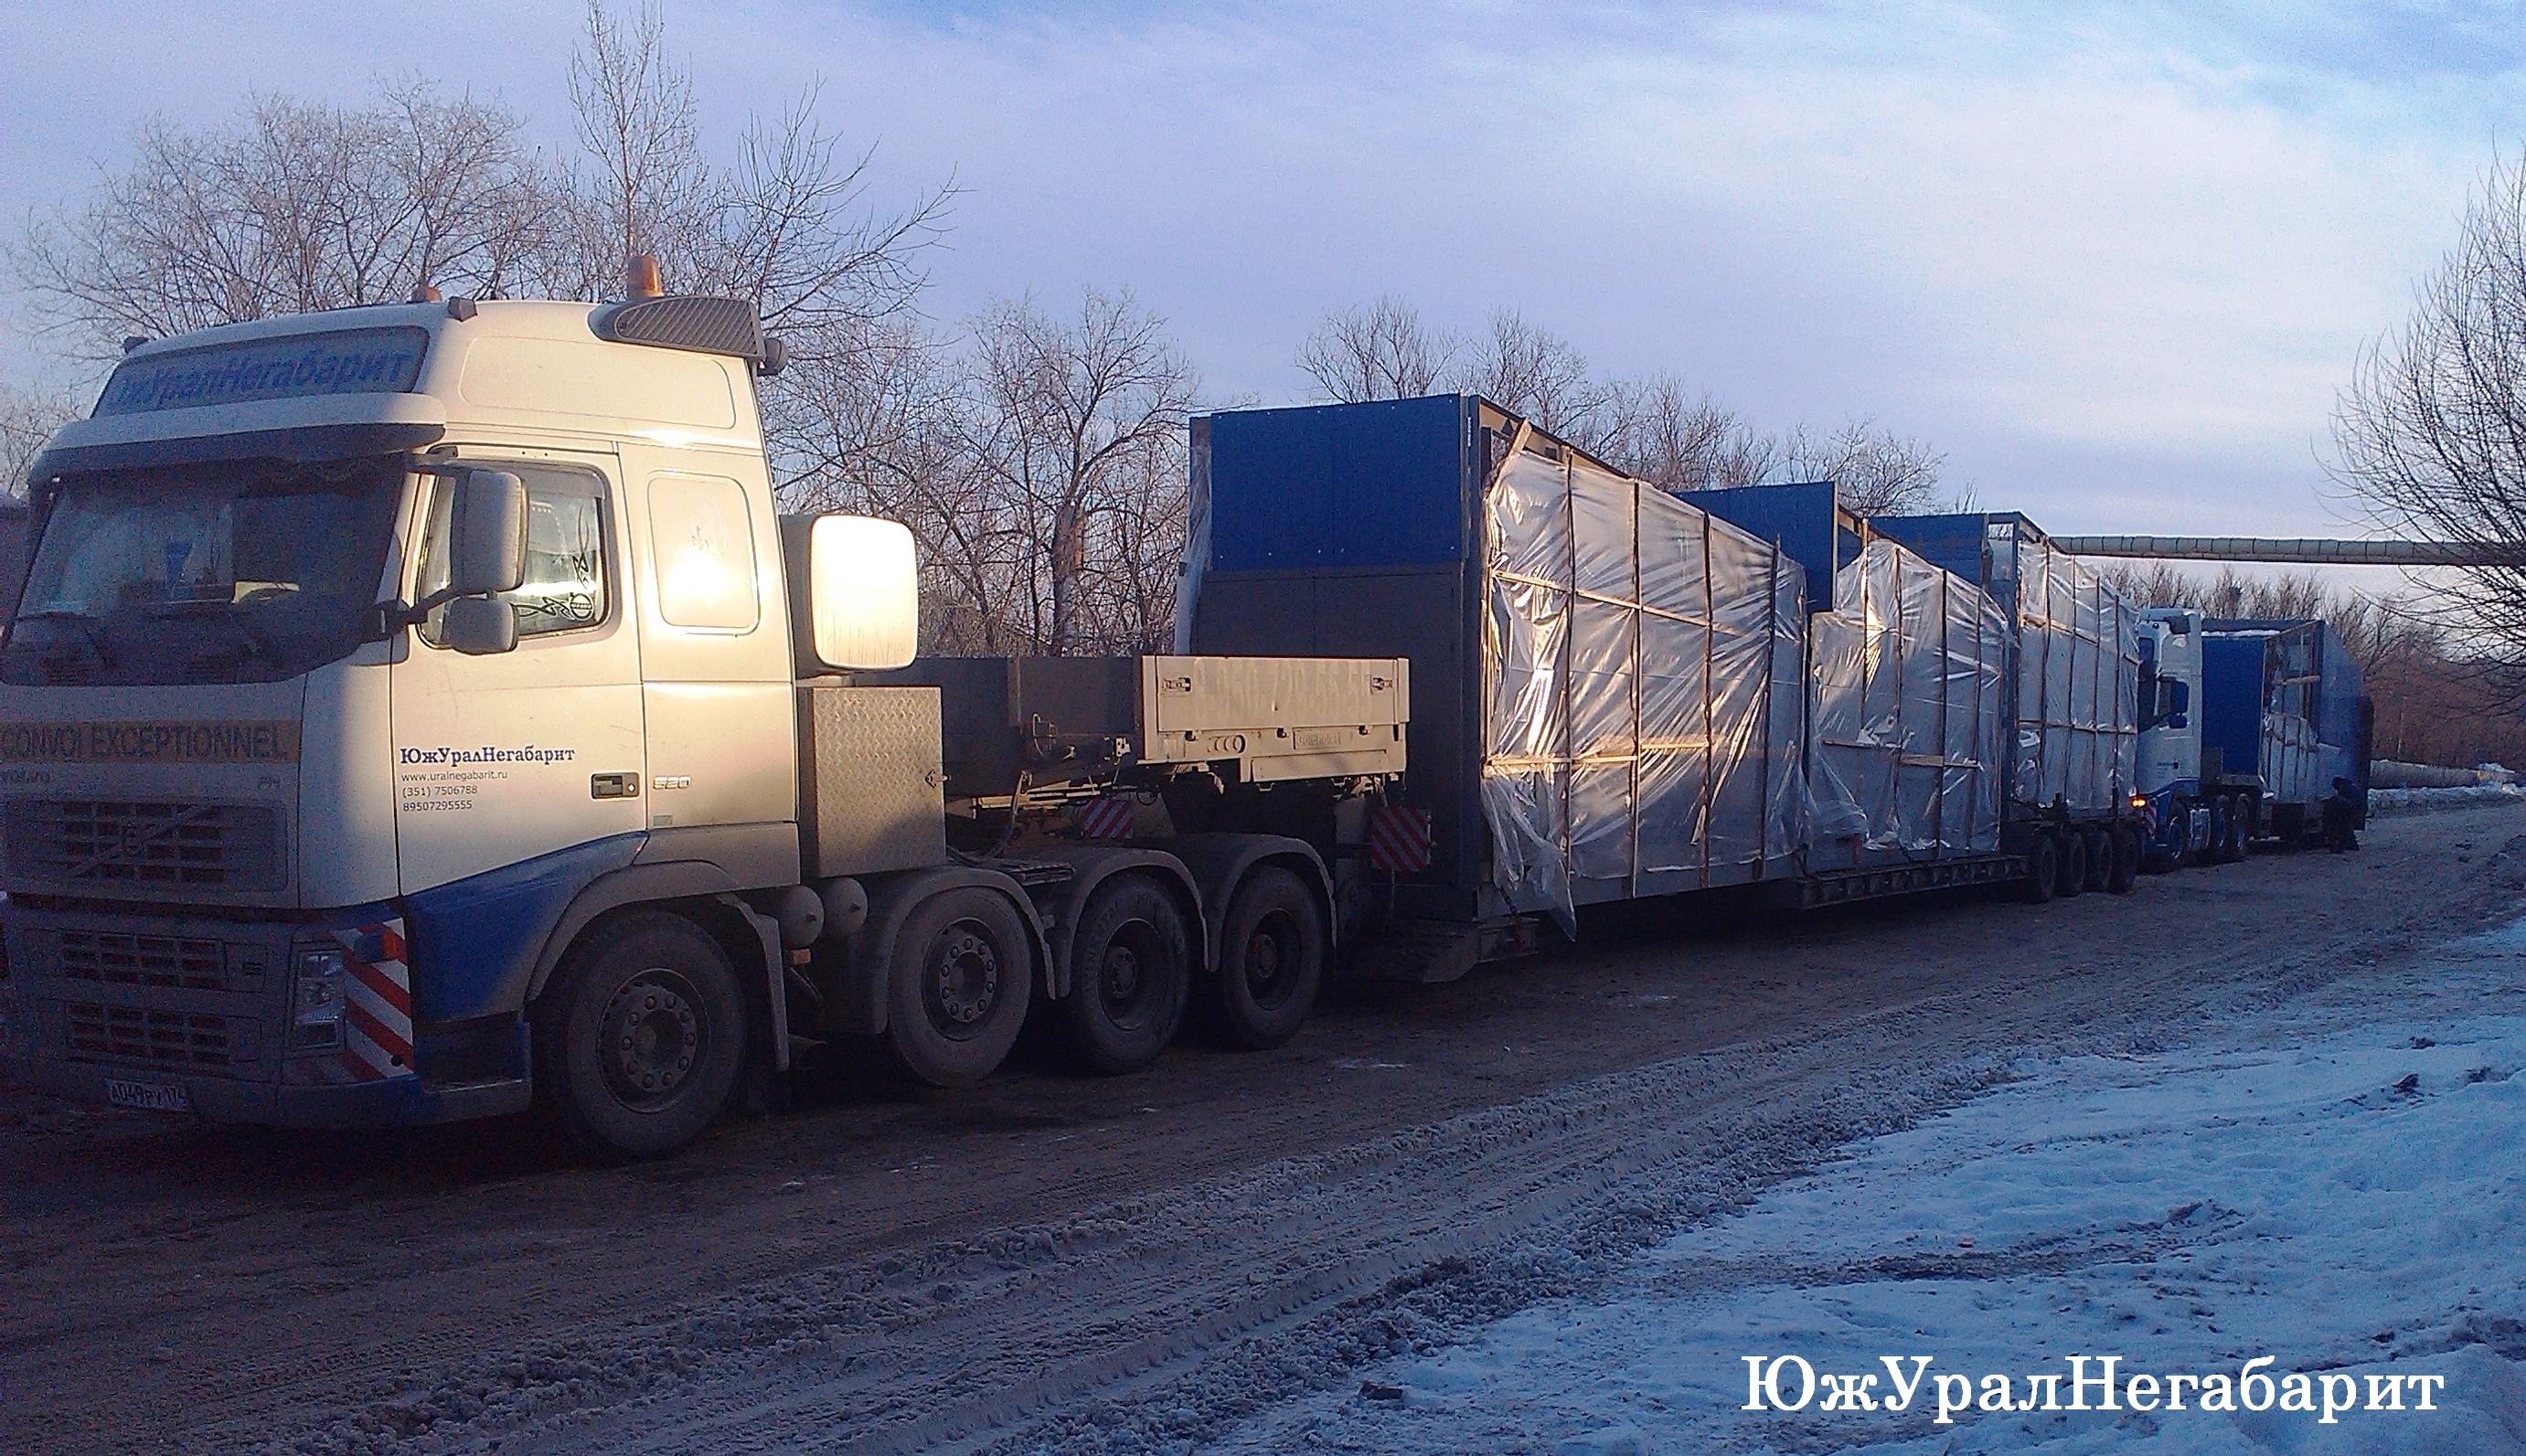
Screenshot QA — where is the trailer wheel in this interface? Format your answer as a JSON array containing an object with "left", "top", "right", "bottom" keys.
[
  {"left": 1054, "top": 875, "right": 1193, "bottom": 1075},
  {"left": 1201, "top": 866, "right": 1326, "bottom": 1050},
  {"left": 535, "top": 910, "right": 749, "bottom": 1162},
  {"left": 2106, "top": 826, "right": 2140, "bottom": 894},
  {"left": 2058, "top": 831, "right": 2089, "bottom": 898},
  {"left": 2082, "top": 829, "right": 2111, "bottom": 893},
  {"left": 887, "top": 887, "right": 1034, "bottom": 1087},
  {"left": 2020, "top": 833, "right": 2059, "bottom": 903}
]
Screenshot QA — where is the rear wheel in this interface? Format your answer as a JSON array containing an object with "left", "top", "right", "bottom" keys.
[
  {"left": 887, "top": 887, "right": 1034, "bottom": 1087},
  {"left": 2058, "top": 831, "right": 2089, "bottom": 898},
  {"left": 2082, "top": 829, "right": 2110, "bottom": 892},
  {"left": 2020, "top": 832, "right": 2059, "bottom": 903},
  {"left": 2206, "top": 798, "right": 2232, "bottom": 866},
  {"left": 1201, "top": 867, "right": 1326, "bottom": 1050},
  {"left": 2106, "top": 825, "right": 2140, "bottom": 894},
  {"left": 2231, "top": 798, "right": 2255, "bottom": 859},
  {"left": 536, "top": 911, "right": 749, "bottom": 1162},
  {"left": 1055, "top": 876, "right": 1193, "bottom": 1075}
]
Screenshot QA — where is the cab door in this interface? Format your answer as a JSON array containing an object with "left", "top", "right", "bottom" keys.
[{"left": 390, "top": 453, "right": 645, "bottom": 894}]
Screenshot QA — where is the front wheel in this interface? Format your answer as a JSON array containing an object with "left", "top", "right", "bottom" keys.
[
  {"left": 1200, "top": 867, "right": 1326, "bottom": 1050},
  {"left": 536, "top": 911, "right": 750, "bottom": 1162},
  {"left": 888, "top": 887, "right": 1035, "bottom": 1087}
]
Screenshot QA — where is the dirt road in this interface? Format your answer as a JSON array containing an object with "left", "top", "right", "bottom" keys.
[{"left": 5, "top": 805, "right": 2521, "bottom": 1454}]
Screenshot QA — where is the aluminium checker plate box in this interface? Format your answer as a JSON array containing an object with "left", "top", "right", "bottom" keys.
[{"left": 797, "top": 685, "right": 950, "bottom": 877}]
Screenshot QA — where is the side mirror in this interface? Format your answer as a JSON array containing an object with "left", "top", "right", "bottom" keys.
[
  {"left": 441, "top": 594, "right": 518, "bottom": 655},
  {"left": 781, "top": 514, "right": 918, "bottom": 672},
  {"left": 446, "top": 469, "right": 528, "bottom": 598}
]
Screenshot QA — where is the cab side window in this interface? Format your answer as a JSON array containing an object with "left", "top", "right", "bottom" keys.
[{"left": 417, "top": 466, "right": 611, "bottom": 645}]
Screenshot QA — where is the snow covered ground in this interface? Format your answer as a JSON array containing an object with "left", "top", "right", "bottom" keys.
[{"left": 1219, "top": 918, "right": 2526, "bottom": 1455}]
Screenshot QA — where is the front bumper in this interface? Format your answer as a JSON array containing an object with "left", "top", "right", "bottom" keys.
[
  {"left": 23, "top": 1055, "right": 524, "bottom": 1127},
  {"left": 2, "top": 899, "right": 528, "bottom": 1129}
]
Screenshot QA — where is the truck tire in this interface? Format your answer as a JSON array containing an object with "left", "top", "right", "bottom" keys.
[
  {"left": 2058, "top": 831, "right": 2088, "bottom": 898},
  {"left": 2205, "top": 798, "right": 2231, "bottom": 866},
  {"left": 535, "top": 910, "right": 750, "bottom": 1162},
  {"left": 2020, "top": 833, "right": 2059, "bottom": 903},
  {"left": 2232, "top": 799, "right": 2255, "bottom": 859},
  {"left": 1201, "top": 866, "right": 1326, "bottom": 1050},
  {"left": 2082, "top": 829, "right": 2110, "bottom": 892},
  {"left": 1054, "top": 875, "right": 1193, "bottom": 1075},
  {"left": 2106, "top": 825, "right": 2140, "bottom": 894},
  {"left": 887, "top": 887, "right": 1034, "bottom": 1087}
]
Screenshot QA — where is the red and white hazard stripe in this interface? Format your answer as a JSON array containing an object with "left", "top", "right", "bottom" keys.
[
  {"left": 1077, "top": 796, "right": 1135, "bottom": 840},
  {"left": 1368, "top": 803, "right": 1434, "bottom": 874},
  {"left": 334, "top": 919, "right": 414, "bottom": 1082}
]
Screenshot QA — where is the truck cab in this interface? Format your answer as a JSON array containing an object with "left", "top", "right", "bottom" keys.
[
  {"left": 2136, "top": 608, "right": 2213, "bottom": 863},
  {"left": 0, "top": 287, "right": 1403, "bottom": 1158}
]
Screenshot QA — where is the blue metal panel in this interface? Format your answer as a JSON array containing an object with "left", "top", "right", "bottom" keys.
[
  {"left": 1871, "top": 512, "right": 1996, "bottom": 590},
  {"left": 400, "top": 831, "right": 646, "bottom": 1023},
  {"left": 2199, "top": 633, "right": 2268, "bottom": 781},
  {"left": 1206, "top": 395, "right": 1470, "bottom": 570},
  {"left": 1673, "top": 481, "right": 1841, "bottom": 609}
]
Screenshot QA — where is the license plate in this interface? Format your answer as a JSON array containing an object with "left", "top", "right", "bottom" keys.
[{"left": 103, "top": 1078, "right": 191, "bottom": 1113}]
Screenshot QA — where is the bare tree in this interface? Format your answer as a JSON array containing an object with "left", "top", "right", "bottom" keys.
[
  {"left": 1775, "top": 416, "right": 1948, "bottom": 515},
  {"left": 1294, "top": 295, "right": 1455, "bottom": 401},
  {"left": 11, "top": 81, "right": 557, "bottom": 353},
  {"left": 0, "top": 382, "right": 86, "bottom": 498},
  {"left": 2332, "top": 145, "right": 2526, "bottom": 698},
  {"left": 1595, "top": 372, "right": 1775, "bottom": 492},
  {"left": 1453, "top": 307, "right": 1615, "bottom": 445},
  {"left": 962, "top": 291, "right": 1197, "bottom": 654}
]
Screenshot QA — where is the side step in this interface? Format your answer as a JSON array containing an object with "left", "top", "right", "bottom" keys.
[
  {"left": 1347, "top": 917, "right": 1535, "bottom": 984},
  {"left": 1796, "top": 854, "right": 2021, "bottom": 909}
]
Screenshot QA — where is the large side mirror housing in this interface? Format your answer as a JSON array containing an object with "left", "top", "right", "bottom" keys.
[
  {"left": 447, "top": 469, "right": 528, "bottom": 598},
  {"left": 780, "top": 513, "right": 918, "bottom": 672},
  {"left": 440, "top": 594, "right": 518, "bottom": 655}
]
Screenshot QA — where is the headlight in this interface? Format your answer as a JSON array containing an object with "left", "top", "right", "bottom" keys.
[{"left": 292, "top": 946, "right": 347, "bottom": 1049}]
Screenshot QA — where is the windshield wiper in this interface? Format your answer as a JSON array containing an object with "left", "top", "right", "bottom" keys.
[
  {"left": 16, "top": 608, "right": 116, "bottom": 667},
  {"left": 144, "top": 596, "right": 279, "bottom": 665}
]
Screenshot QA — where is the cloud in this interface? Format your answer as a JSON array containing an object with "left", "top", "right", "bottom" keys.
[{"left": 3, "top": 0, "right": 2517, "bottom": 538}]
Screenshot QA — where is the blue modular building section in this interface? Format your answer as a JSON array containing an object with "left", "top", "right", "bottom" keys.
[
  {"left": 2199, "top": 632, "right": 2274, "bottom": 787},
  {"left": 1184, "top": 395, "right": 1808, "bottom": 931},
  {"left": 1873, "top": 510, "right": 2142, "bottom": 834},
  {"left": 1681, "top": 483, "right": 2011, "bottom": 866},
  {"left": 2203, "top": 617, "right": 2371, "bottom": 830}
]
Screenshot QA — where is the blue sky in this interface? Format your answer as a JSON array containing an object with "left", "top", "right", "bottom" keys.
[{"left": 4, "top": 0, "right": 2521, "bottom": 552}]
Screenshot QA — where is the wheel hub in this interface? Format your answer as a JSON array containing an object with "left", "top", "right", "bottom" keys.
[
  {"left": 600, "top": 970, "right": 703, "bottom": 1109},
  {"left": 929, "top": 927, "right": 1002, "bottom": 1030}
]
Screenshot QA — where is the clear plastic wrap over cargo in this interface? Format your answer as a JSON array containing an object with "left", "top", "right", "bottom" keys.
[
  {"left": 1990, "top": 527, "right": 2141, "bottom": 814},
  {"left": 1481, "top": 443, "right": 1807, "bottom": 923},
  {"left": 1807, "top": 537, "right": 2009, "bottom": 853}
]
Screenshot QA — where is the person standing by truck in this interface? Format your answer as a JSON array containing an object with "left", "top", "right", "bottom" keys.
[{"left": 2322, "top": 777, "right": 2360, "bottom": 853}]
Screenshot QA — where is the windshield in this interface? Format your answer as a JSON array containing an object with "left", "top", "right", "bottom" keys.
[{"left": 2, "top": 456, "right": 404, "bottom": 686}]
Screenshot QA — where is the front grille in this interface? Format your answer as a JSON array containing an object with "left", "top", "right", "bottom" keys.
[
  {"left": 55, "top": 930, "right": 242, "bottom": 992},
  {"left": 64, "top": 1000, "right": 233, "bottom": 1069},
  {"left": 4, "top": 799, "right": 284, "bottom": 892}
]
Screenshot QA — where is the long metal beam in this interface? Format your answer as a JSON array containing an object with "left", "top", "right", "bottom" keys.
[{"left": 2046, "top": 535, "right": 2516, "bottom": 567}]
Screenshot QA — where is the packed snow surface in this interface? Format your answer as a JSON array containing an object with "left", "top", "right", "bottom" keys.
[{"left": 1220, "top": 920, "right": 2526, "bottom": 1454}]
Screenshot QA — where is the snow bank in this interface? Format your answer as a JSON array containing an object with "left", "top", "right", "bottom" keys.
[
  {"left": 2370, "top": 782, "right": 2526, "bottom": 816},
  {"left": 1222, "top": 923, "right": 2526, "bottom": 1454}
]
